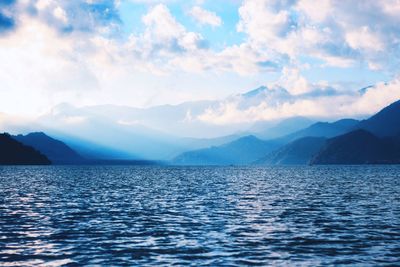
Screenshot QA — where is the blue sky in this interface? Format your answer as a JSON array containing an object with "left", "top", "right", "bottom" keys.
[{"left": 0, "top": 0, "right": 399, "bottom": 124}]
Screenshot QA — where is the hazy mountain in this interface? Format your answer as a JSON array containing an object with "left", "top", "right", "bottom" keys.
[
  {"left": 13, "top": 132, "right": 84, "bottom": 164},
  {"left": 177, "top": 133, "right": 244, "bottom": 153},
  {"left": 29, "top": 85, "right": 364, "bottom": 160},
  {"left": 257, "top": 137, "right": 326, "bottom": 165},
  {"left": 38, "top": 107, "right": 188, "bottom": 160},
  {"left": 56, "top": 134, "right": 138, "bottom": 160},
  {"left": 172, "top": 135, "right": 281, "bottom": 165},
  {"left": 357, "top": 99, "right": 400, "bottom": 137},
  {"left": 311, "top": 130, "right": 400, "bottom": 165},
  {"left": 252, "top": 117, "right": 315, "bottom": 139},
  {"left": 37, "top": 102, "right": 253, "bottom": 160},
  {"left": 281, "top": 119, "right": 360, "bottom": 142},
  {"left": 0, "top": 133, "right": 51, "bottom": 165},
  {"left": 44, "top": 101, "right": 243, "bottom": 139}
]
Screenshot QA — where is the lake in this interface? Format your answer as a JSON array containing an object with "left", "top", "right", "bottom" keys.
[{"left": 0, "top": 166, "right": 399, "bottom": 266}]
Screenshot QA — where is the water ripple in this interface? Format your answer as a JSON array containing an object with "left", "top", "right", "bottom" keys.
[{"left": 0, "top": 165, "right": 400, "bottom": 266}]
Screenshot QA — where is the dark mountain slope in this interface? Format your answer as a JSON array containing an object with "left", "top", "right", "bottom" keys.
[
  {"left": 311, "top": 130, "right": 400, "bottom": 165},
  {"left": 0, "top": 133, "right": 51, "bottom": 165},
  {"left": 173, "top": 135, "right": 281, "bottom": 165},
  {"left": 281, "top": 119, "right": 359, "bottom": 142},
  {"left": 257, "top": 137, "right": 326, "bottom": 165},
  {"left": 357, "top": 99, "right": 400, "bottom": 137},
  {"left": 13, "top": 132, "right": 84, "bottom": 164}
]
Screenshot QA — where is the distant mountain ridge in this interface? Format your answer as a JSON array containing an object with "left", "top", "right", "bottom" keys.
[
  {"left": 2, "top": 94, "right": 400, "bottom": 165},
  {"left": 356, "top": 100, "right": 400, "bottom": 137},
  {"left": 252, "top": 117, "right": 315, "bottom": 140},
  {"left": 172, "top": 99, "right": 400, "bottom": 166},
  {"left": 0, "top": 133, "right": 51, "bottom": 165},
  {"left": 308, "top": 100, "right": 400, "bottom": 165},
  {"left": 173, "top": 135, "right": 281, "bottom": 165},
  {"left": 280, "top": 119, "right": 360, "bottom": 142},
  {"left": 257, "top": 137, "right": 326, "bottom": 165},
  {"left": 311, "top": 130, "right": 400, "bottom": 165},
  {"left": 13, "top": 132, "right": 85, "bottom": 164}
]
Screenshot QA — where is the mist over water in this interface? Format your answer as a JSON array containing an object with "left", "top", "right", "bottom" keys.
[{"left": 0, "top": 166, "right": 399, "bottom": 266}]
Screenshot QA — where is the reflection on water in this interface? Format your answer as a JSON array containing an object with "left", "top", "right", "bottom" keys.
[{"left": 0, "top": 165, "right": 400, "bottom": 266}]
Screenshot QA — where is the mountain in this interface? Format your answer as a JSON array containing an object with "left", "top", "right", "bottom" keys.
[
  {"left": 311, "top": 130, "right": 400, "bottom": 165},
  {"left": 177, "top": 133, "right": 244, "bottom": 154},
  {"left": 13, "top": 132, "right": 85, "bottom": 164},
  {"left": 57, "top": 135, "right": 138, "bottom": 160},
  {"left": 273, "top": 99, "right": 400, "bottom": 165},
  {"left": 172, "top": 135, "right": 281, "bottom": 165},
  {"left": 357, "top": 99, "right": 400, "bottom": 137},
  {"left": 0, "top": 133, "right": 51, "bottom": 165},
  {"left": 281, "top": 119, "right": 360, "bottom": 142},
  {"left": 38, "top": 103, "right": 252, "bottom": 160},
  {"left": 251, "top": 117, "right": 315, "bottom": 139},
  {"left": 257, "top": 137, "right": 326, "bottom": 165}
]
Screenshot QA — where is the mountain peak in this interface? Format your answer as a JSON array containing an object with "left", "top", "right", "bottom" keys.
[
  {"left": 24, "top": 132, "right": 48, "bottom": 137},
  {"left": 242, "top": 86, "right": 268, "bottom": 98},
  {"left": 13, "top": 132, "right": 84, "bottom": 164}
]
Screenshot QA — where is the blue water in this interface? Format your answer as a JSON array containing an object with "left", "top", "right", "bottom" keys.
[{"left": 0, "top": 166, "right": 399, "bottom": 266}]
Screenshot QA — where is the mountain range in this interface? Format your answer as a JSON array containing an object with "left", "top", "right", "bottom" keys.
[
  {"left": 311, "top": 130, "right": 400, "bottom": 164},
  {"left": 173, "top": 100, "right": 400, "bottom": 166},
  {"left": 13, "top": 132, "right": 84, "bottom": 164},
  {"left": 173, "top": 135, "right": 281, "bottom": 165},
  {"left": 0, "top": 133, "right": 50, "bottom": 165},
  {"left": 256, "top": 137, "right": 326, "bottom": 165},
  {"left": 355, "top": 100, "right": 400, "bottom": 137},
  {"left": 1, "top": 89, "right": 400, "bottom": 165}
]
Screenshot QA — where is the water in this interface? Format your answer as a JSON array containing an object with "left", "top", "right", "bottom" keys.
[{"left": 0, "top": 166, "right": 399, "bottom": 266}]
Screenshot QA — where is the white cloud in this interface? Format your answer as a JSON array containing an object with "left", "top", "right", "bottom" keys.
[
  {"left": 381, "top": 0, "right": 400, "bottom": 19},
  {"left": 189, "top": 6, "right": 222, "bottom": 27},
  {"left": 296, "top": 0, "right": 331, "bottom": 23},
  {"left": 62, "top": 115, "right": 88, "bottom": 124},
  {"left": 197, "top": 75, "right": 400, "bottom": 125},
  {"left": 350, "top": 77, "right": 400, "bottom": 115},
  {"left": 345, "top": 26, "right": 384, "bottom": 52},
  {"left": 140, "top": 4, "right": 206, "bottom": 55},
  {"left": 197, "top": 98, "right": 336, "bottom": 125},
  {"left": 53, "top": 6, "right": 68, "bottom": 24},
  {"left": 2, "top": 0, "right": 400, "bottom": 125},
  {"left": 278, "top": 67, "right": 311, "bottom": 95},
  {"left": 127, "top": 0, "right": 176, "bottom": 3},
  {"left": 237, "top": 0, "right": 292, "bottom": 49},
  {"left": 234, "top": 0, "right": 400, "bottom": 71}
]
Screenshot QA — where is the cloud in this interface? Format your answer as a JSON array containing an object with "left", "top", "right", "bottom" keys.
[
  {"left": 127, "top": 0, "right": 176, "bottom": 3},
  {"left": 197, "top": 75, "right": 400, "bottom": 125},
  {"left": 296, "top": 0, "right": 331, "bottom": 23},
  {"left": 3, "top": 0, "right": 400, "bottom": 76},
  {"left": 345, "top": 26, "right": 384, "bottom": 52},
  {"left": 350, "top": 77, "right": 400, "bottom": 115},
  {"left": 189, "top": 6, "right": 222, "bottom": 27},
  {"left": 1, "top": 0, "right": 400, "bottom": 124},
  {"left": 141, "top": 4, "right": 206, "bottom": 55},
  {"left": 0, "top": 15, "right": 107, "bottom": 115},
  {"left": 235, "top": 0, "right": 400, "bottom": 71},
  {"left": 8, "top": 0, "right": 122, "bottom": 35},
  {"left": 278, "top": 67, "right": 311, "bottom": 95}
]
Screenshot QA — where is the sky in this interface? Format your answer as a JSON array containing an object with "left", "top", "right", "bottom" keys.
[{"left": 1, "top": 0, "right": 400, "bottom": 124}]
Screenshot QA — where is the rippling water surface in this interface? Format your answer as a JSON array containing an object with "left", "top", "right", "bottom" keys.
[{"left": 0, "top": 166, "right": 400, "bottom": 266}]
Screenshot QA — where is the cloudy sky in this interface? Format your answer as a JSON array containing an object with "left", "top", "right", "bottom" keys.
[{"left": 1, "top": 0, "right": 400, "bottom": 123}]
